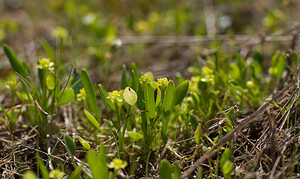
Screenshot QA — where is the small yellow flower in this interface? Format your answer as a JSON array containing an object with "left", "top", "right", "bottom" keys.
[
  {"left": 77, "top": 88, "right": 86, "bottom": 101},
  {"left": 140, "top": 73, "right": 153, "bottom": 84},
  {"left": 5, "top": 80, "right": 20, "bottom": 91},
  {"left": 37, "top": 58, "right": 54, "bottom": 71},
  {"left": 107, "top": 90, "right": 124, "bottom": 106},
  {"left": 49, "top": 169, "right": 65, "bottom": 179},
  {"left": 157, "top": 78, "right": 168, "bottom": 88},
  {"left": 52, "top": 27, "right": 68, "bottom": 39},
  {"left": 108, "top": 158, "right": 127, "bottom": 170}
]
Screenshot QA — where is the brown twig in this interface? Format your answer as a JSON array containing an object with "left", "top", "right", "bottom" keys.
[{"left": 181, "top": 87, "right": 288, "bottom": 178}]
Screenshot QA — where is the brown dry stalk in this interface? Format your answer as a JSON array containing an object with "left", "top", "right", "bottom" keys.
[{"left": 181, "top": 86, "right": 290, "bottom": 178}]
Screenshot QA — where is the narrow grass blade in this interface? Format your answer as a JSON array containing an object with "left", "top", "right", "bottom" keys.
[
  {"left": 36, "top": 154, "right": 50, "bottom": 179},
  {"left": 145, "top": 83, "right": 155, "bottom": 119},
  {"left": 163, "top": 81, "right": 175, "bottom": 112},
  {"left": 129, "top": 63, "right": 139, "bottom": 91},
  {"left": 98, "top": 84, "right": 115, "bottom": 111},
  {"left": 81, "top": 70, "right": 99, "bottom": 120}
]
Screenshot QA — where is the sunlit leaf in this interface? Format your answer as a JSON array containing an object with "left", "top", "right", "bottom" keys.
[
  {"left": 58, "top": 88, "right": 75, "bottom": 106},
  {"left": 23, "top": 171, "right": 37, "bottom": 179},
  {"left": 87, "top": 149, "right": 108, "bottom": 179},
  {"left": 163, "top": 81, "right": 175, "bottom": 112},
  {"left": 46, "top": 72, "right": 55, "bottom": 90},
  {"left": 220, "top": 148, "right": 231, "bottom": 168},
  {"left": 127, "top": 131, "right": 143, "bottom": 141},
  {"left": 222, "top": 160, "right": 233, "bottom": 177},
  {"left": 78, "top": 136, "right": 90, "bottom": 150},
  {"left": 123, "top": 87, "right": 137, "bottom": 106},
  {"left": 174, "top": 80, "right": 189, "bottom": 105},
  {"left": 145, "top": 83, "right": 155, "bottom": 118},
  {"left": 194, "top": 124, "right": 202, "bottom": 145},
  {"left": 84, "top": 109, "right": 100, "bottom": 130}
]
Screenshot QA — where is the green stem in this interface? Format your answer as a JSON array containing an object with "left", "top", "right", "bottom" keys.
[{"left": 145, "top": 151, "right": 151, "bottom": 178}]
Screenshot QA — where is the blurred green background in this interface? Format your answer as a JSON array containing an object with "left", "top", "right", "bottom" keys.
[{"left": 0, "top": 0, "right": 299, "bottom": 88}]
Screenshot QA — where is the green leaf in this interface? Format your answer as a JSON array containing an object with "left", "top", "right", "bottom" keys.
[
  {"left": 222, "top": 160, "right": 233, "bottom": 177},
  {"left": 58, "top": 88, "right": 75, "bottom": 106},
  {"left": 98, "top": 84, "right": 115, "bottom": 111},
  {"left": 159, "top": 159, "right": 172, "bottom": 179},
  {"left": 145, "top": 83, "right": 155, "bottom": 118},
  {"left": 81, "top": 70, "right": 99, "bottom": 119},
  {"left": 123, "top": 87, "right": 137, "bottom": 106},
  {"left": 40, "top": 40, "right": 55, "bottom": 60},
  {"left": 46, "top": 72, "right": 56, "bottom": 90},
  {"left": 78, "top": 136, "right": 90, "bottom": 150},
  {"left": 3, "top": 45, "right": 28, "bottom": 78},
  {"left": 194, "top": 124, "right": 202, "bottom": 145},
  {"left": 84, "top": 109, "right": 100, "bottom": 130},
  {"left": 277, "top": 54, "right": 286, "bottom": 78},
  {"left": 67, "top": 164, "right": 83, "bottom": 179},
  {"left": 129, "top": 63, "right": 139, "bottom": 91},
  {"left": 162, "top": 81, "right": 175, "bottom": 112},
  {"left": 36, "top": 155, "right": 50, "bottom": 179},
  {"left": 64, "top": 135, "right": 76, "bottom": 157},
  {"left": 127, "top": 131, "right": 143, "bottom": 141},
  {"left": 173, "top": 161, "right": 181, "bottom": 179},
  {"left": 23, "top": 171, "right": 37, "bottom": 179},
  {"left": 87, "top": 149, "right": 108, "bottom": 179},
  {"left": 99, "top": 143, "right": 108, "bottom": 164},
  {"left": 220, "top": 148, "right": 231, "bottom": 168},
  {"left": 136, "top": 83, "right": 145, "bottom": 110},
  {"left": 174, "top": 80, "right": 189, "bottom": 105},
  {"left": 71, "top": 71, "right": 83, "bottom": 96},
  {"left": 155, "top": 87, "right": 161, "bottom": 107},
  {"left": 121, "top": 64, "right": 129, "bottom": 89},
  {"left": 190, "top": 114, "right": 198, "bottom": 129}
]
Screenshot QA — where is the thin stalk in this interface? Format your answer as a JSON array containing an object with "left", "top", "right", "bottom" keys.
[{"left": 145, "top": 151, "right": 151, "bottom": 178}]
